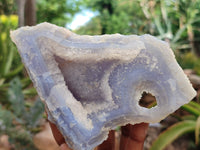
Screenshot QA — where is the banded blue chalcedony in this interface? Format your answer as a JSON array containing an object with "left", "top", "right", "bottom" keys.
[{"left": 11, "top": 23, "right": 196, "bottom": 150}]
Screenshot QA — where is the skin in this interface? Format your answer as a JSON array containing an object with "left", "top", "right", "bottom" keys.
[{"left": 49, "top": 121, "right": 149, "bottom": 150}]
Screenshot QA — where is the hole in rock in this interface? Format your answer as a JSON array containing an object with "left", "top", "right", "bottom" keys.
[{"left": 139, "top": 92, "right": 157, "bottom": 109}]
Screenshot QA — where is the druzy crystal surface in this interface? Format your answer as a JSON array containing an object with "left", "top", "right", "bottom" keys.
[{"left": 10, "top": 23, "right": 196, "bottom": 150}]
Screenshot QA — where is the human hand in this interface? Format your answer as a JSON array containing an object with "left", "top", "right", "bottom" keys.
[
  {"left": 119, "top": 123, "right": 149, "bottom": 150},
  {"left": 49, "top": 121, "right": 149, "bottom": 150}
]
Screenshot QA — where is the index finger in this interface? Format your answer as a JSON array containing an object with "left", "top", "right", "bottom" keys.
[{"left": 120, "top": 123, "right": 149, "bottom": 150}]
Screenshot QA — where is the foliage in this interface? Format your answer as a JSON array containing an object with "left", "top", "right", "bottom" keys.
[
  {"left": 36, "top": 0, "right": 82, "bottom": 26},
  {"left": 140, "top": 0, "right": 200, "bottom": 55},
  {"left": 0, "top": 14, "right": 23, "bottom": 102},
  {"left": 0, "top": 0, "right": 17, "bottom": 15},
  {"left": 150, "top": 120, "right": 196, "bottom": 150},
  {"left": 0, "top": 78, "right": 44, "bottom": 150},
  {"left": 0, "top": 15, "right": 36, "bottom": 102},
  {"left": 1, "top": 0, "right": 83, "bottom": 27},
  {"left": 0, "top": 15, "right": 21, "bottom": 78},
  {"left": 77, "top": 0, "right": 147, "bottom": 35},
  {"left": 150, "top": 101, "right": 200, "bottom": 149},
  {"left": 78, "top": 0, "right": 200, "bottom": 55},
  {"left": 74, "top": 16, "right": 102, "bottom": 35},
  {"left": 1, "top": 0, "right": 200, "bottom": 149},
  {"left": 78, "top": 0, "right": 200, "bottom": 148},
  {"left": 0, "top": 15, "right": 44, "bottom": 149},
  {"left": 77, "top": 0, "right": 200, "bottom": 77},
  {"left": 176, "top": 52, "right": 200, "bottom": 75}
]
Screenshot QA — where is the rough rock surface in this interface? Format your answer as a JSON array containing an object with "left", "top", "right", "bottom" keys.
[{"left": 10, "top": 23, "right": 196, "bottom": 150}]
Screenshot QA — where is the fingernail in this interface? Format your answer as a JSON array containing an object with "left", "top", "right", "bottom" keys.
[{"left": 60, "top": 143, "right": 68, "bottom": 150}]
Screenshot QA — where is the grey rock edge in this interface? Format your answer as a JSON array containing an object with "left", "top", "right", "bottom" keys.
[{"left": 10, "top": 22, "right": 196, "bottom": 150}]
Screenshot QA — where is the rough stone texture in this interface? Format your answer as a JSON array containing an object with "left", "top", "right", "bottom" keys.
[{"left": 10, "top": 23, "right": 196, "bottom": 150}]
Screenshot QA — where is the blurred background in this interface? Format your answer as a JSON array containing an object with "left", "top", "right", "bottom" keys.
[{"left": 0, "top": 0, "right": 200, "bottom": 149}]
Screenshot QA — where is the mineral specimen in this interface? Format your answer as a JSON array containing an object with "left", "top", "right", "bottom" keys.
[{"left": 10, "top": 23, "right": 196, "bottom": 150}]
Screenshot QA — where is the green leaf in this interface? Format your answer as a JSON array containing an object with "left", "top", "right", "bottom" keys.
[
  {"left": 181, "top": 104, "right": 200, "bottom": 117},
  {"left": 7, "top": 77, "right": 25, "bottom": 117},
  {"left": 0, "top": 105, "right": 14, "bottom": 130},
  {"left": 195, "top": 116, "right": 200, "bottom": 145},
  {"left": 189, "top": 101, "right": 200, "bottom": 111},
  {"left": 22, "top": 87, "right": 37, "bottom": 97},
  {"left": 21, "top": 78, "right": 32, "bottom": 88},
  {"left": 154, "top": 17, "right": 165, "bottom": 36},
  {"left": 4, "top": 43, "right": 14, "bottom": 75},
  {"left": 25, "top": 98, "right": 44, "bottom": 128},
  {"left": 181, "top": 115, "right": 196, "bottom": 121},
  {"left": 8, "top": 128, "right": 37, "bottom": 150},
  {"left": 172, "top": 24, "right": 187, "bottom": 43},
  {"left": 4, "top": 63, "right": 24, "bottom": 79},
  {"left": 150, "top": 120, "right": 196, "bottom": 150}
]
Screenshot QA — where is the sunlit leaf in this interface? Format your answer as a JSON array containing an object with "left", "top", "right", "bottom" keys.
[{"left": 150, "top": 120, "right": 196, "bottom": 150}]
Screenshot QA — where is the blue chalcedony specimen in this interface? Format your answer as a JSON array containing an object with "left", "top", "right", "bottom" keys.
[{"left": 10, "top": 23, "right": 196, "bottom": 150}]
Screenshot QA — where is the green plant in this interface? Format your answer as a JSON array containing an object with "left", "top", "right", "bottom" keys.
[
  {"left": 0, "top": 0, "right": 17, "bottom": 15},
  {"left": 36, "top": 0, "right": 82, "bottom": 26},
  {"left": 140, "top": 0, "right": 200, "bottom": 52},
  {"left": 0, "top": 15, "right": 43, "bottom": 149},
  {"left": 79, "top": 0, "right": 200, "bottom": 58},
  {"left": 0, "top": 77, "right": 44, "bottom": 150},
  {"left": 77, "top": 0, "right": 147, "bottom": 35},
  {"left": 0, "top": 15, "right": 22, "bottom": 78},
  {"left": 150, "top": 101, "right": 200, "bottom": 150},
  {"left": 0, "top": 15, "right": 37, "bottom": 101},
  {"left": 176, "top": 52, "right": 200, "bottom": 75}
]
